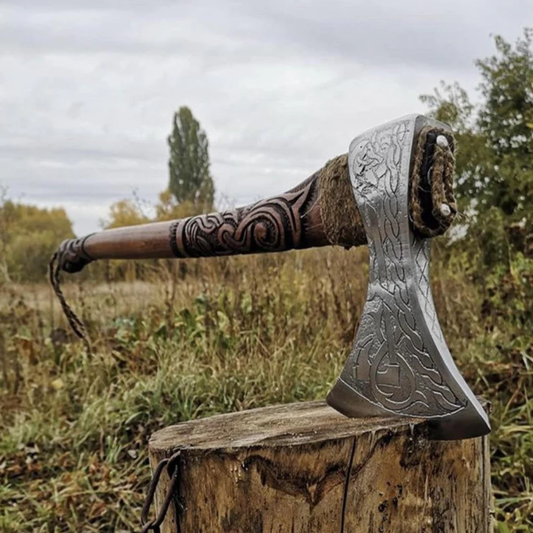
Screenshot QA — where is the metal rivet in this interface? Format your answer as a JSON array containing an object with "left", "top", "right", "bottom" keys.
[
  {"left": 436, "top": 135, "right": 449, "bottom": 148},
  {"left": 440, "top": 203, "right": 452, "bottom": 217}
]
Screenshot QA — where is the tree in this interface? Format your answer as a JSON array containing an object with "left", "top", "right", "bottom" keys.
[
  {"left": 0, "top": 187, "right": 13, "bottom": 282},
  {"left": 476, "top": 30, "right": 533, "bottom": 222},
  {"left": 0, "top": 197, "right": 74, "bottom": 283},
  {"left": 421, "top": 29, "right": 533, "bottom": 327},
  {"left": 167, "top": 107, "right": 214, "bottom": 211},
  {"left": 103, "top": 199, "right": 149, "bottom": 229},
  {"left": 421, "top": 29, "right": 533, "bottom": 264}
]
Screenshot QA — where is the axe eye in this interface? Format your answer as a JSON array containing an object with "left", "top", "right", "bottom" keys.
[{"left": 417, "top": 129, "right": 455, "bottom": 233}]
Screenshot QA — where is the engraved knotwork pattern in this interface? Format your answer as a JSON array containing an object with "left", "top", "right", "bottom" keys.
[
  {"left": 341, "top": 120, "right": 464, "bottom": 417},
  {"left": 169, "top": 180, "right": 316, "bottom": 258},
  {"left": 413, "top": 238, "right": 444, "bottom": 343}
]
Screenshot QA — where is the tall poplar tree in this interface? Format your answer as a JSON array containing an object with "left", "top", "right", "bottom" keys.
[{"left": 167, "top": 107, "right": 215, "bottom": 210}]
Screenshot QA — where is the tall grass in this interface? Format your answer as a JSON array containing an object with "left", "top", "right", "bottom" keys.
[{"left": 0, "top": 246, "right": 531, "bottom": 532}]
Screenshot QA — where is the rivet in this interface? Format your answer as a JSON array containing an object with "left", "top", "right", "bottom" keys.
[
  {"left": 440, "top": 203, "right": 452, "bottom": 217},
  {"left": 436, "top": 135, "right": 449, "bottom": 148}
]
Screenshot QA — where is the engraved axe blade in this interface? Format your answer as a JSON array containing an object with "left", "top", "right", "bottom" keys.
[{"left": 326, "top": 114, "right": 490, "bottom": 440}]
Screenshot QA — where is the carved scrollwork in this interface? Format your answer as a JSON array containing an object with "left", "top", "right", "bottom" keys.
[{"left": 169, "top": 178, "right": 318, "bottom": 258}]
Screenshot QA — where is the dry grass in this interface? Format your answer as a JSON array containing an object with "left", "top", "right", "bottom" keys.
[{"left": 0, "top": 245, "right": 531, "bottom": 532}]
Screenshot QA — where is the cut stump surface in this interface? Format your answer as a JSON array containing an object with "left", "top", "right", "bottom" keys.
[{"left": 148, "top": 400, "right": 491, "bottom": 533}]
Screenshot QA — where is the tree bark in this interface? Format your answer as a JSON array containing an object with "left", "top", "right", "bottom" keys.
[{"left": 147, "top": 400, "right": 491, "bottom": 533}]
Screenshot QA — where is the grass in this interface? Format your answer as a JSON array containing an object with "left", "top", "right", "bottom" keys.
[{"left": 0, "top": 246, "right": 531, "bottom": 532}]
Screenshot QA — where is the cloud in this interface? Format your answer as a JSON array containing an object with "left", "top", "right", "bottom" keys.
[{"left": 0, "top": 0, "right": 531, "bottom": 234}]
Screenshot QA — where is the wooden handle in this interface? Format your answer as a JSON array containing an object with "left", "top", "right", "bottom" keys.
[
  {"left": 57, "top": 156, "right": 364, "bottom": 273},
  {"left": 88, "top": 173, "right": 330, "bottom": 260}
]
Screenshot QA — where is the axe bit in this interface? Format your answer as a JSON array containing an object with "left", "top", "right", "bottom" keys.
[{"left": 53, "top": 114, "right": 490, "bottom": 441}]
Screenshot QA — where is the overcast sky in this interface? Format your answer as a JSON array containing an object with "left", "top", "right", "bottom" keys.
[{"left": 1, "top": 0, "right": 531, "bottom": 235}]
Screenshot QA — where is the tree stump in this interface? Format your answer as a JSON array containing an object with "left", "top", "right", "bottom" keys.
[{"left": 148, "top": 400, "right": 491, "bottom": 533}]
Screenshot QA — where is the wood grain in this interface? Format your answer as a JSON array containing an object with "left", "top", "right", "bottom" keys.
[{"left": 148, "top": 401, "right": 491, "bottom": 533}]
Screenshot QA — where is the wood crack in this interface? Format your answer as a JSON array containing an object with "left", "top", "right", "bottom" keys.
[{"left": 340, "top": 436, "right": 357, "bottom": 533}]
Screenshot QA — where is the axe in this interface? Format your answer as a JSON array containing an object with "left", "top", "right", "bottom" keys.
[{"left": 52, "top": 114, "right": 490, "bottom": 441}]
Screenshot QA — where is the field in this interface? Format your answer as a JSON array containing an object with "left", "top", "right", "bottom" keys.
[{"left": 0, "top": 246, "right": 531, "bottom": 532}]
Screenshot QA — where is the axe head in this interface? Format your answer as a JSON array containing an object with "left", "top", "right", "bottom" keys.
[{"left": 326, "top": 114, "right": 490, "bottom": 440}]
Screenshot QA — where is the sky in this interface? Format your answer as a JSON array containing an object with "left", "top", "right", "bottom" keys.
[{"left": 1, "top": 0, "right": 531, "bottom": 235}]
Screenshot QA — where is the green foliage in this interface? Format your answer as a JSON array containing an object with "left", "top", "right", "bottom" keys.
[
  {"left": 168, "top": 106, "right": 215, "bottom": 211},
  {"left": 0, "top": 196, "right": 74, "bottom": 283},
  {"left": 476, "top": 30, "right": 533, "bottom": 223},
  {"left": 421, "top": 29, "right": 533, "bottom": 270},
  {"left": 421, "top": 29, "right": 533, "bottom": 332}
]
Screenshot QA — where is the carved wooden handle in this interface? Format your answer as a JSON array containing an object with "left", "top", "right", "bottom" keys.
[{"left": 57, "top": 156, "right": 365, "bottom": 273}]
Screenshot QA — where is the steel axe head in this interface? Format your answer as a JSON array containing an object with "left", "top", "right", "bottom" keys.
[{"left": 326, "top": 114, "right": 490, "bottom": 440}]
